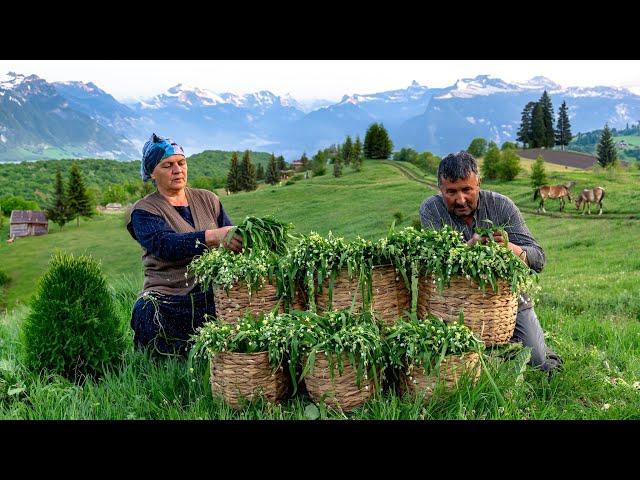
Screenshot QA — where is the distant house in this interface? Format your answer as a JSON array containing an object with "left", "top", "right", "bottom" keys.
[
  {"left": 10, "top": 210, "right": 48, "bottom": 238},
  {"left": 105, "top": 203, "right": 123, "bottom": 211},
  {"left": 617, "top": 140, "right": 629, "bottom": 149},
  {"left": 292, "top": 159, "right": 304, "bottom": 171}
]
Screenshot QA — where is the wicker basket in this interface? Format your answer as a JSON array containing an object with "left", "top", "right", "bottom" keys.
[
  {"left": 371, "top": 264, "right": 410, "bottom": 325},
  {"left": 210, "top": 351, "right": 289, "bottom": 409},
  {"left": 315, "top": 269, "right": 364, "bottom": 313},
  {"left": 214, "top": 279, "right": 284, "bottom": 324},
  {"left": 303, "top": 352, "right": 376, "bottom": 412},
  {"left": 401, "top": 351, "right": 481, "bottom": 401},
  {"left": 418, "top": 275, "right": 518, "bottom": 346}
]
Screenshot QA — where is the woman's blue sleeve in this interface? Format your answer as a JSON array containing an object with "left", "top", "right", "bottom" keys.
[{"left": 130, "top": 209, "right": 207, "bottom": 261}]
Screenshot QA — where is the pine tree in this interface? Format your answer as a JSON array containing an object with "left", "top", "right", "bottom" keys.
[
  {"left": 277, "top": 155, "right": 287, "bottom": 172},
  {"left": 531, "top": 102, "right": 546, "bottom": 148},
  {"left": 226, "top": 152, "right": 241, "bottom": 193},
  {"left": 265, "top": 153, "right": 279, "bottom": 185},
  {"left": 343, "top": 135, "right": 353, "bottom": 165},
  {"left": 555, "top": 100, "right": 572, "bottom": 150},
  {"left": 539, "top": 91, "right": 555, "bottom": 148},
  {"left": 481, "top": 144, "right": 501, "bottom": 180},
  {"left": 517, "top": 102, "right": 536, "bottom": 148},
  {"left": 352, "top": 136, "right": 363, "bottom": 171},
  {"left": 240, "top": 150, "right": 257, "bottom": 191},
  {"left": 530, "top": 155, "right": 547, "bottom": 189},
  {"left": 67, "top": 162, "right": 94, "bottom": 227},
  {"left": 300, "top": 152, "right": 310, "bottom": 171},
  {"left": 363, "top": 123, "right": 377, "bottom": 158},
  {"left": 333, "top": 156, "right": 343, "bottom": 177},
  {"left": 597, "top": 124, "right": 617, "bottom": 168},
  {"left": 46, "top": 168, "right": 72, "bottom": 230},
  {"left": 256, "top": 163, "right": 265, "bottom": 181}
]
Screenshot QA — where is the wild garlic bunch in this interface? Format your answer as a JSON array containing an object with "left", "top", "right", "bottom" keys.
[{"left": 384, "top": 315, "right": 482, "bottom": 373}]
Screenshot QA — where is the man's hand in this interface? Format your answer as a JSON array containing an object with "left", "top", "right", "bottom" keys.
[
  {"left": 467, "top": 232, "right": 527, "bottom": 265},
  {"left": 205, "top": 226, "right": 243, "bottom": 252}
]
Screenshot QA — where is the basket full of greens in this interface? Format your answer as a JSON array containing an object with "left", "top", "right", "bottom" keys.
[
  {"left": 190, "top": 311, "right": 292, "bottom": 409},
  {"left": 295, "top": 309, "right": 385, "bottom": 412},
  {"left": 385, "top": 314, "right": 483, "bottom": 401},
  {"left": 415, "top": 224, "right": 538, "bottom": 345},
  {"left": 188, "top": 248, "right": 285, "bottom": 324}
]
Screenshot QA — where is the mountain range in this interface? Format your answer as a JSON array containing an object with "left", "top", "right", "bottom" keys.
[{"left": 2, "top": 71, "right": 640, "bottom": 162}]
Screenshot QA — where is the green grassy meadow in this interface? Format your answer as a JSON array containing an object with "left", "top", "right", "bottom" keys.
[{"left": 1, "top": 159, "right": 639, "bottom": 419}]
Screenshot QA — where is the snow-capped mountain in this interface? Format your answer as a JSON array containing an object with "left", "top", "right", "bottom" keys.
[
  {"left": 0, "top": 72, "right": 138, "bottom": 161},
  {"left": 2, "top": 71, "right": 640, "bottom": 161}
]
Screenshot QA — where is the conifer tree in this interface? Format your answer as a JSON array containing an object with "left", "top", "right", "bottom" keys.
[
  {"left": 555, "top": 100, "right": 572, "bottom": 150},
  {"left": 333, "top": 156, "right": 343, "bottom": 177},
  {"left": 597, "top": 124, "right": 617, "bottom": 168},
  {"left": 343, "top": 135, "right": 353, "bottom": 165},
  {"left": 67, "top": 162, "right": 94, "bottom": 227},
  {"left": 540, "top": 91, "right": 556, "bottom": 148},
  {"left": 517, "top": 101, "right": 536, "bottom": 148},
  {"left": 352, "top": 136, "right": 363, "bottom": 171},
  {"left": 226, "top": 152, "right": 241, "bottom": 193},
  {"left": 256, "top": 163, "right": 265, "bottom": 181},
  {"left": 531, "top": 102, "right": 546, "bottom": 148},
  {"left": 277, "top": 155, "right": 287, "bottom": 172},
  {"left": 265, "top": 153, "right": 279, "bottom": 185},
  {"left": 240, "top": 150, "right": 257, "bottom": 191},
  {"left": 46, "top": 168, "right": 72, "bottom": 230}
]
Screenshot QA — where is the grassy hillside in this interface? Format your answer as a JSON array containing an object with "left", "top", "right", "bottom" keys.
[{"left": 1, "top": 159, "right": 638, "bottom": 419}]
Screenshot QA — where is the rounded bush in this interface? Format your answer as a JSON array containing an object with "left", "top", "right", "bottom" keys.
[{"left": 21, "top": 252, "right": 127, "bottom": 380}]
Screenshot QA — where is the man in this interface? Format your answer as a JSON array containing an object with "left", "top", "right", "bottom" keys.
[{"left": 419, "top": 151, "right": 562, "bottom": 373}]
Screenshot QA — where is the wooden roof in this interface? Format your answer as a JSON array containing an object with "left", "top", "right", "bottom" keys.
[{"left": 10, "top": 210, "right": 48, "bottom": 224}]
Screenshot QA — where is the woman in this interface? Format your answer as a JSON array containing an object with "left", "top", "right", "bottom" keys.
[{"left": 126, "top": 133, "right": 242, "bottom": 356}]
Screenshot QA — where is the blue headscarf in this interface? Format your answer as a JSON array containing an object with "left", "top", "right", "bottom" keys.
[{"left": 140, "top": 133, "right": 186, "bottom": 182}]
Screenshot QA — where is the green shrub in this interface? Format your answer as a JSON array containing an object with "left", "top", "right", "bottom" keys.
[
  {"left": 292, "top": 174, "right": 303, "bottom": 181},
  {"left": 285, "top": 179, "right": 296, "bottom": 186},
  {"left": 21, "top": 252, "right": 127, "bottom": 381},
  {"left": 0, "top": 270, "right": 9, "bottom": 288}
]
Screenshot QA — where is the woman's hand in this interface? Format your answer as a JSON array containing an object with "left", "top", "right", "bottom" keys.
[{"left": 205, "top": 226, "right": 243, "bottom": 252}]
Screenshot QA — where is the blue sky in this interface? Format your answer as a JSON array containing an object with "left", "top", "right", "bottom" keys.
[{"left": 1, "top": 60, "right": 639, "bottom": 103}]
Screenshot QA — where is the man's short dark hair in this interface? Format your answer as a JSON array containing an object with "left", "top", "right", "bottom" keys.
[{"left": 437, "top": 151, "right": 479, "bottom": 185}]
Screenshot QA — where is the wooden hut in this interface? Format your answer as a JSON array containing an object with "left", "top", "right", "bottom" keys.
[{"left": 9, "top": 210, "right": 49, "bottom": 238}]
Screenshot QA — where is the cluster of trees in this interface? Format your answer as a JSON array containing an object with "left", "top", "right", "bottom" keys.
[
  {"left": 571, "top": 124, "right": 639, "bottom": 162},
  {"left": 392, "top": 148, "right": 441, "bottom": 174},
  {"left": 227, "top": 151, "right": 261, "bottom": 192},
  {"left": 467, "top": 138, "right": 519, "bottom": 157},
  {"left": 46, "top": 163, "right": 94, "bottom": 229},
  {"left": 480, "top": 143, "right": 521, "bottom": 181},
  {"left": 363, "top": 123, "right": 393, "bottom": 159},
  {"left": 517, "top": 91, "right": 572, "bottom": 150}
]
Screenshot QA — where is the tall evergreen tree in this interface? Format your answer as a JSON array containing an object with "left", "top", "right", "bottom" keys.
[
  {"left": 67, "top": 162, "right": 94, "bottom": 227},
  {"left": 517, "top": 102, "right": 536, "bottom": 148},
  {"left": 531, "top": 102, "right": 546, "bottom": 148},
  {"left": 277, "top": 155, "right": 287, "bottom": 172},
  {"left": 226, "top": 152, "right": 241, "bottom": 193},
  {"left": 363, "top": 123, "right": 378, "bottom": 158},
  {"left": 342, "top": 135, "right": 353, "bottom": 165},
  {"left": 555, "top": 100, "right": 572, "bottom": 150},
  {"left": 46, "top": 168, "right": 72, "bottom": 230},
  {"left": 539, "top": 91, "right": 556, "bottom": 148},
  {"left": 530, "top": 155, "right": 547, "bottom": 189},
  {"left": 333, "top": 157, "right": 343, "bottom": 177},
  {"left": 597, "top": 124, "right": 617, "bottom": 168},
  {"left": 265, "top": 153, "right": 279, "bottom": 185},
  {"left": 256, "top": 163, "right": 265, "bottom": 181},
  {"left": 481, "top": 144, "right": 501, "bottom": 180},
  {"left": 352, "top": 135, "right": 363, "bottom": 171},
  {"left": 300, "top": 152, "right": 310, "bottom": 171},
  {"left": 240, "top": 150, "right": 257, "bottom": 191}
]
